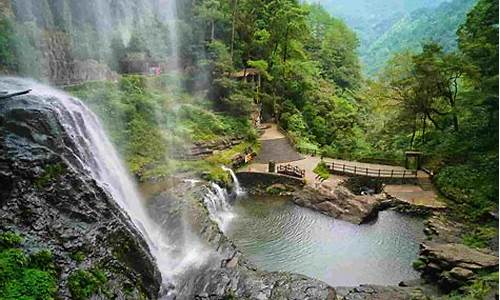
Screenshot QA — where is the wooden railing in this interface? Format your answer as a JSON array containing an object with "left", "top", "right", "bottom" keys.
[
  {"left": 325, "top": 162, "right": 417, "bottom": 179},
  {"left": 277, "top": 164, "right": 306, "bottom": 179}
]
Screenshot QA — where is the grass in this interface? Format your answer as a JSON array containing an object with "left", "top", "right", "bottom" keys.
[
  {"left": 462, "top": 226, "right": 498, "bottom": 249},
  {"left": 68, "top": 268, "right": 109, "bottom": 300},
  {"left": 443, "top": 271, "right": 499, "bottom": 300},
  {"left": 0, "top": 232, "right": 58, "bottom": 299},
  {"left": 313, "top": 161, "right": 330, "bottom": 180}
]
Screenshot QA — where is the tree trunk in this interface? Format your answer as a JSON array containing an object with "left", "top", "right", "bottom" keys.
[
  {"left": 421, "top": 115, "right": 427, "bottom": 144},
  {"left": 410, "top": 116, "right": 417, "bottom": 149},
  {"left": 230, "top": 0, "right": 238, "bottom": 63},
  {"left": 211, "top": 20, "right": 215, "bottom": 41}
]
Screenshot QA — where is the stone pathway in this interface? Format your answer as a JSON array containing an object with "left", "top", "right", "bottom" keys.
[
  {"left": 253, "top": 124, "right": 303, "bottom": 163},
  {"left": 245, "top": 123, "right": 445, "bottom": 209}
]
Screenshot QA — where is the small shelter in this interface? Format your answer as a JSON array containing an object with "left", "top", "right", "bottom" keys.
[
  {"left": 119, "top": 52, "right": 162, "bottom": 75},
  {"left": 404, "top": 151, "right": 423, "bottom": 170}
]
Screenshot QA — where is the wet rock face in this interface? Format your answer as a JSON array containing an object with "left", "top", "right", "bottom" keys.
[{"left": 0, "top": 91, "right": 161, "bottom": 298}]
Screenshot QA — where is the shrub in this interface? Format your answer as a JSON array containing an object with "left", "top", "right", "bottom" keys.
[
  {"left": 313, "top": 162, "right": 330, "bottom": 180},
  {"left": 34, "top": 163, "right": 66, "bottom": 189},
  {"left": 0, "top": 232, "right": 22, "bottom": 250},
  {"left": 68, "top": 268, "right": 108, "bottom": 300},
  {"left": 0, "top": 232, "right": 57, "bottom": 299},
  {"left": 412, "top": 259, "right": 426, "bottom": 270}
]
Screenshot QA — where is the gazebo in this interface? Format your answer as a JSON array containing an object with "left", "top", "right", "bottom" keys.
[{"left": 404, "top": 151, "right": 423, "bottom": 170}]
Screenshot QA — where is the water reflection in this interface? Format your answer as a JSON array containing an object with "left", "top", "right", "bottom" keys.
[{"left": 225, "top": 195, "right": 424, "bottom": 286}]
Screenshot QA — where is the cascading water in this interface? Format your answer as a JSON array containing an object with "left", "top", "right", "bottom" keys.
[
  {"left": 203, "top": 183, "right": 235, "bottom": 231},
  {"left": 0, "top": 77, "right": 206, "bottom": 292},
  {"left": 222, "top": 166, "right": 245, "bottom": 197}
]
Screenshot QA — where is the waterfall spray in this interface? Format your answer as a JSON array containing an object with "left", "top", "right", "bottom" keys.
[
  {"left": 0, "top": 77, "right": 208, "bottom": 291},
  {"left": 203, "top": 183, "right": 235, "bottom": 231}
]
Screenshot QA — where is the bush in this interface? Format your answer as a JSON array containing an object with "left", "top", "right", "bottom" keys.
[
  {"left": 0, "top": 232, "right": 57, "bottom": 299},
  {"left": 313, "top": 162, "right": 330, "bottom": 180},
  {"left": 68, "top": 268, "right": 108, "bottom": 300},
  {"left": 412, "top": 259, "right": 426, "bottom": 270},
  {"left": 0, "top": 232, "right": 22, "bottom": 250},
  {"left": 462, "top": 226, "right": 498, "bottom": 249},
  {"left": 435, "top": 163, "right": 497, "bottom": 222}
]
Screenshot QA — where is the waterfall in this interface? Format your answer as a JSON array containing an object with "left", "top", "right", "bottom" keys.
[
  {"left": 0, "top": 77, "right": 206, "bottom": 291},
  {"left": 221, "top": 166, "right": 245, "bottom": 197},
  {"left": 203, "top": 183, "right": 235, "bottom": 231}
]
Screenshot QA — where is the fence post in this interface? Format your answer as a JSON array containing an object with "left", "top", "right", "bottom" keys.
[
  {"left": 391, "top": 170, "right": 394, "bottom": 177},
  {"left": 366, "top": 168, "right": 368, "bottom": 175},
  {"left": 378, "top": 169, "right": 381, "bottom": 177}
]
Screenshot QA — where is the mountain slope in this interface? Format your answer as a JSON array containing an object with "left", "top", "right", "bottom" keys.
[
  {"left": 314, "top": 0, "right": 449, "bottom": 49},
  {"left": 361, "top": 0, "right": 477, "bottom": 74}
]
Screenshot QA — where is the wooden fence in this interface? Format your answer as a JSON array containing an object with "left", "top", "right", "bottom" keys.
[
  {"left": 325, "top": 162, "right": 417, "bottom": 179},
  {"left": 277, "top": 164, "right": 306, "bottom": 179}
]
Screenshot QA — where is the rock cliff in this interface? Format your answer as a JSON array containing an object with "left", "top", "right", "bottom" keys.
[{"left": 0, "top": 78, "right": 161, "bottom": 298}]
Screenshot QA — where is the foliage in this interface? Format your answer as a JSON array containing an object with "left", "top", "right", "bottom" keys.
[
  {"left": 362, "top": 0, "right": 476, "bottom": 75},
  {"left": 412, "top": 259, "right": 426, "bottom": 270},
  {"left": 462, "top": 226, "right": 498, "bottom": 249},
  {"left": 0, "top": 17, "right": 17, "bottom": 72},
  {"left": 0, "top": 232, "right": 22, "bottom": 250},
  {"left": 69, "top": 75, "right": 256, "bottom": 181},
  {"left": 313, "top": 162, "right": 330, "bottom": 180},
  {"left": 444, "top": 271, "right": 499, "bottom": 300},
  {"left": 70, "top": 251, "right": 86, "bottom": 263},
  {"left": 68, "top": 268, "right": 108, "bottom": 300},
  {"left": 34, "top": 163, "right": 67, "bottom": 189},
  {"left": 0, "top": 232, "right": 57, "bottom": 300},
  {"left": 355, "top": 0, "right": 498, "bottom": 260}
]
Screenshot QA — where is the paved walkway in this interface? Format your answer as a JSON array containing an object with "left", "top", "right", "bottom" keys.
[
  {"left": 245, "top": 123, "right": 445, "bottom": 209},
  {"left": 253, "top": 124, "right": 303, "bottom": 163}
]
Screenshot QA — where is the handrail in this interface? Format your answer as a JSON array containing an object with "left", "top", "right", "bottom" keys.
[
  {"left": 277, "top": 164, "right": 306, "bottom": 179},
  {"left": 325, "top": 162, "right": 417, "bottom": 178}
]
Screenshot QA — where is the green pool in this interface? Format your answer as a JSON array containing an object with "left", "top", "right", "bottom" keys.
[{"left": 225, "top": 195, "right": 424, "bottom": 287}]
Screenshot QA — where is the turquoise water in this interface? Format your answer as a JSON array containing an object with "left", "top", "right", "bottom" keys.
[{"left": 225, "top": 196, "right": 424, "bottom": 287}]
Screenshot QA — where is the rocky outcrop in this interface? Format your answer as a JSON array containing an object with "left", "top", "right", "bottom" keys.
[
  {"left": 292, "top": 185, "right": 383, "bottom": 224},
  {"left": 175, "top": 137, "right": 245, "bottom": 160},
  {"left": 336, "top": 285, "right": 428, "bottom": 300},
  {"left": 0, "top": 83, "right": 161, "bottom": 298},
  {"left": 417, "top": 242, "right": 498, "bottom": 290},
  {"left": 422, "top": 213, "right": 466, "bottom": 243}
]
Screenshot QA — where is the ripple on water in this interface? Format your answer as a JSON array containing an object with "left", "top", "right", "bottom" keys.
[{"left": 225, "top": 196, "right": 424, "bottom": 287}]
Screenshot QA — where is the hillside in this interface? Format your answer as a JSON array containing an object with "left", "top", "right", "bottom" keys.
[
  {"left": 316, "top": 0, "right": 475, "bottom": 75},
  {"left": 362, "top": 0, "right": 476, "bottom": 74}
]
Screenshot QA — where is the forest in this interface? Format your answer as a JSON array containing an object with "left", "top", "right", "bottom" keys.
[{"left": 0, "top": 0, "right": 498, "bottom": 299}]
